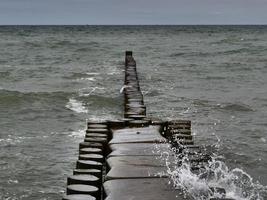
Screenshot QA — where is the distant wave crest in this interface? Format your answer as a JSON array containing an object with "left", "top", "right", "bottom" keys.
[{"left": 218, "top": 103, "right": 254, "bottom": 112}]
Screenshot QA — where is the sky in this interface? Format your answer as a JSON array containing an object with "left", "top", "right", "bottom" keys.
[{"left": 0, "top": 0, "right": 267, "bottom": 25}]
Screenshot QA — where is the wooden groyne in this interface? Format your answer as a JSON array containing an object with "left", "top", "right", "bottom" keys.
[{"left": 62, "top": 52, "right": 233, "bottom": 200}]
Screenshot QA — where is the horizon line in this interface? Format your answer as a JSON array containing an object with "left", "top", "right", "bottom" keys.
[{"left": 0, "top": 24, "right": 267, "bottom": 26}]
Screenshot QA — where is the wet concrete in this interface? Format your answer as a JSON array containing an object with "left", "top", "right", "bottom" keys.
[
  {"left": 104, "top": 178, "right": 191, "bottom": 200},
  {"left": 108, "top": 143, "right": 171, "bottom": 157},
  {"left": 109, "top": 126, "right": 166, "bottom": 144}
]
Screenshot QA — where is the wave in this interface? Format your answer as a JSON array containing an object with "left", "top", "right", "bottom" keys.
[
  {"left": 78, "top": 77, "right": 95, "bottom": 81},
  {"left": 156, "top": 141, "right": 267, "bottom": 200},
  {"left": 23, "top": 41, "right": 43, "bottom": 48},
  {"left": 79, "top": 87, "right": 105, "bottom": 97},
  {"left": 144, "top": 89, "right": 162, "bottom": 97},
  {"left": 213, "top": 37, "right": 265, "bottom": 45},
  {"left": 0, "top": 89, "right": 72, "bottom": 106},
  {"left": 204, "top": 75, "right": 226, "bottom": 80},
  {"left": 220, "top": 48, "right": 252, "bottom": 55},
  {"left": 217, "top": 103, "right": 254, "bottom": 112},
  {"left": 0, "top": 135, "right": 48, "bottom": 146},
  {"left": 68, "top": 128, "right": 86, "bottom": 138},
  {"left": 86, "top": 72, "right": 100, "bottom": 75},
  {"left": 75, "top": 47, "right": 95, "bottom": 52},
  {"left": 0, "top": 71, "right": 11, "bottom": 78},
  {"left": 65, "top": 98, "right": 88, "bottom": 113},
  {"left": 169, "top": 47, "right": 263, "bottom": 59},
  {"left": 107, "top": 70, "right": 121, "bottom": 75},
  {"left": 50, "top": 41, "right": 100, "bottom": 49},
  {"left": 169, "top": 52, "right": 187, "bottom": 57},
  {"left": 80, "top": 94, "right": 121, "bottom": 108},
  {"left": 64, "top": 72, "right": 99, "bottom": 80}
]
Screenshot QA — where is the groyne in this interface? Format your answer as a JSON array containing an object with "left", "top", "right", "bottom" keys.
[{"left": 62, "top": 51, "right": 233, "bottom": 200}]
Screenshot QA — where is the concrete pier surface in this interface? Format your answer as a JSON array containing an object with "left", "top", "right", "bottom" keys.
[{"left": 62, "top": 52, "right": 233, "bottom": 200}]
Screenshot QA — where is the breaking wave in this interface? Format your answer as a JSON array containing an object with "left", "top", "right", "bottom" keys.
[
  {"left": 156, "top": 140, "right": 267, "bottom": 200},
  {"left": 65, "top": 98, "right": 88, "bottom": 113}
]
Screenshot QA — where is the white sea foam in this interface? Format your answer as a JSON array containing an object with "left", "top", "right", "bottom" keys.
[
  {"left": 260, "top": 138, "right": 266, "bottom": 143},
  {"left": 155, "top": 139, "right": 267, "bottom": 200},
  {"left": 79, "top": 77, "right": 95, "bottom": 81},
  {"left": 0, "top": 135, "right": 48, "bottom": 145},
  {"left": 7, "top": 179, "right": 19, "bottom": 184},
  {"left": 69, "top": 129, "right": 86, "bottom": 138},
  {"left": 107, "top": 70, "right": 120, "bottom": 75},
  {"left": 66, "top": 98, "right": 88, "bottom": 113},
  {"left": 86, "top": 72, "right": 100, "bottom": 75}
]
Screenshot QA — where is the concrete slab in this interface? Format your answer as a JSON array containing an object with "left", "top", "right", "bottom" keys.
[
  {"left": 105, "top": 156, "right": 174, "bottom": 180},
  {"left": 104, "top": 178, "right": 191, "bottom": 200},
  {"left": 107, "top": 156, "right": 168, "bottom": 168},
  {"left": 109, "top": 126, "right": 166, "bottom": 144},
  {"left": 106, "top": 165, "right": 168, "bottom": 180},
  {"left": 108, "top": 143, "right": 171, "bottom": 157},
  {"left": 62, "top": 194, "right": 96, "bottom": 200}
]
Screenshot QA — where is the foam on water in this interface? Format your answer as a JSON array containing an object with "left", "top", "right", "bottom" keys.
[
  {"left": 0, "top": 135, "right": 48, "bottom": 146},
  {"left": 260, "top": 138, "right": 266, "bottom": 143},
  {"left": 86, "top": 72, "right": 100, "bottom": 75},
  {"left": 107, "top": 71, "right": 121, "bottom": 75},
  {"left": 156, "top": 140, "right": 267, "bottom": 200},
  {"left": 68, "top": 129, "right": 86, "bottom": 138},
  {"left": 78, "top": 77, "right": 95, "bottom": 81},
  {"left": 65, "top": 98, "right": 88, "bottom": 113}
]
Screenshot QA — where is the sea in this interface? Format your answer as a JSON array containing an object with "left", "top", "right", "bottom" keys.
[{"left": 0, "top": 25, "right": 266, "bottom": 200}]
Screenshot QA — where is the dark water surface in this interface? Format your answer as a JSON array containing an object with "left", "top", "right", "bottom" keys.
[{"left": 0, "top": 26, "right": 266, "bottom": 199}]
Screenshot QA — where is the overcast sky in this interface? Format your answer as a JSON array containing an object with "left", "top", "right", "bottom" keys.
[{"left": 0, "top": 0, "right": 267, "bottom": 25}]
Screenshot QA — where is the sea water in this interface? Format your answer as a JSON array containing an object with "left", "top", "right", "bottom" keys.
[{"left": 0, "top": 25, "right": 266, "bottom": 199}]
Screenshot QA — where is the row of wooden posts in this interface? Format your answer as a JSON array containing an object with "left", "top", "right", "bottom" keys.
[{"left": 61, "top": 51, "right": 233, "bottom": 200}]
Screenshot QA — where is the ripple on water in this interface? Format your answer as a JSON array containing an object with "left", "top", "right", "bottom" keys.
[{"left": 217, "top": 102, "right": 254, "bottom": 112}]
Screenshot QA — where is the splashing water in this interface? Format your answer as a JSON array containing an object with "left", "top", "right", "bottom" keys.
[
  {"left": 65, "top": 98, "right": 88, "bottom": 113},
  {"left": 155, "top": 139, "right": 267, "bottom": 200}
]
